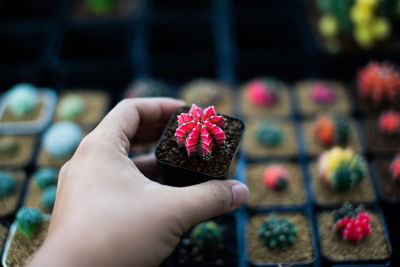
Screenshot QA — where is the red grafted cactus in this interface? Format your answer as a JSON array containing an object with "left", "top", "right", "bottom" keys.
[
  {"left": 175, "top": 104, "right": 227, "bottom": 159},
  {"left": 378, "top": 111, "right": 400, "bottom": 136},
  {"left": 246, "top": 79, "right": 278, "bottom": 107},
  {"left": 390, "top": 155, "right": 400, "bottom": 182},
  {"left": 357, "top": 61, "right": 400, "bottom": 104},
  {"left": 262, "top": 166, "right": 290, "bottom": 191},
  {"left": 311, "top": 82, "right": 336, "bottom": 104},
  {"left": 333, "top": 203, "right": 371, "bottom": 243}
]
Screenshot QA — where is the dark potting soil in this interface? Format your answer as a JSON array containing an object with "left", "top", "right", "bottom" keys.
[
  {"left": 156, "top": 107, "right": 244, "bottom": 176},
  {"left": 374, "top": 159, "right": 400, "bottom": 202},
  {"left": 166, "top": 216, "right": 237, "bottom": 267},
  {"left": 364, "top": 117, "right": 400, "bottom": 154},
  {"left": 318, "top": 210, "right": 390, "bottom": 261}
]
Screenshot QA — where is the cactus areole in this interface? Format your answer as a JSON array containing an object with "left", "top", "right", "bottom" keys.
[{"left": 175, "top": 104, "right": 227, "bottom": 159}]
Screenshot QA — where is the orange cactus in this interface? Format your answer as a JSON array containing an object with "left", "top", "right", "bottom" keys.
[{"left": 314, "top": 115, "right": 335, "bottom": 146}]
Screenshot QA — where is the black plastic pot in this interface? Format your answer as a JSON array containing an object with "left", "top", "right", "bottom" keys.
[
  {"left": 163, "top": 214, "right": 238, "bottom": 267},
  {"left": 155, "top": 106, "right": 245, "bottom": 187}
]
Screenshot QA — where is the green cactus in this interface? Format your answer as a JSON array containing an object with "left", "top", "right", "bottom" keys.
[
  {"left": 57, "top": 94, "right": 86, "bottom": 120},
  {"left": 333, "top": 114, "right": 350, "bottom": 145},
  {"left": 190, "top": 221, "right": 222, "bottom": 250},
  {"left": 34, "top": 168, "right": 58, "bottom": 190},
  {"left": 333, "top": 202, "right": 362, "bottom": 222},
  {"left": 255, "top": 123, "right": 283, "bottom": 148},
  {"left": 42, "top": 186, "right": 57, "bottom": 212},
  {"left": 85, "top": 0, "right": 116, "bottom": 15},
  {"left": 258, "top": 215, "right": 297, "bottom": 250},
  {"left": 16, "top": 207, "right": 43, "bottom": 237},
  {"left": 0, "top": 136, "right": 18, "bottom": 156},
  {"left": 331, "top": 156, "right": 366, "bottom": 191},
  {"left": 0, "top": 172, "right": 17, "bottom": 198}
]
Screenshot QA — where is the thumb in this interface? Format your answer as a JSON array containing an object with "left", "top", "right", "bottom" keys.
[{"left": 174, "top": 180, "right": 249, "bottom": 226}]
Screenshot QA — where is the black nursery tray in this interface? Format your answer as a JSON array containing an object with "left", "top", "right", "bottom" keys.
[{"left": 164, "top": 215, "right": 238, "bottom": 267}]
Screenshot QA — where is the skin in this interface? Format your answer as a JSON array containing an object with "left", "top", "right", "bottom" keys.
[{"left": 29, "top": 98, "right": 249, "bottom": 267}]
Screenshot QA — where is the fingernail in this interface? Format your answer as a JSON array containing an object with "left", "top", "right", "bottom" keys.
[{"left": 231, "top": 183, "right": 249, "bottom": 206}]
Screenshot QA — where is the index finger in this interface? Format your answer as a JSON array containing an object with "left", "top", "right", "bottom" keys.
[{"left": 93, "top": 97, "right": 185, "bottom": 154}]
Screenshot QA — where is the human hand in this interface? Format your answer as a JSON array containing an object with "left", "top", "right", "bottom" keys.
[{"left": 29, "top": 98, "right": 249, "bottom": 267}]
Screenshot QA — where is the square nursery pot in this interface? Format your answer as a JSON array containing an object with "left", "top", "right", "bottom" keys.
[
  {"left": 245, "top": 209, "right": 317, "bottom": 266},
  {"left": 316, "top": 207, "right": 392, "bottom": 266},
  {"left": 163, "top": 215, "right": 238, "bottom": 266},
  {"left": 155, "top": 106, "right": 245, "bottom": 187}
]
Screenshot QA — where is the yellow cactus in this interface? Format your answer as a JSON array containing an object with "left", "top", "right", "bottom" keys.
[
  {"left": 319, "top": 15, "right": 339, "bottom": 38},
  {"left": 351, "top": 5, "right": 373, "bottom": 25},
  {"left": 356, "top": 0, "right": 379, "bottom": 9},
  {"left": 371, "top": 17, "right": 391, "bottom": 40},
  {"left": 354, "top": 24, "right": 374, "bottom": 49},
  {"left": 319, "top": 147, "right": 354, "bottom": 180}
]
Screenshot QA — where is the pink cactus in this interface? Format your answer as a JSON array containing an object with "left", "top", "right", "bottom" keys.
[
  {"left": 334, "top": 212, "right": 371, "bottom": 243},
  {"left": 378, "top": 111, "right": 400, "bottom": 136},
  {"left": 246, "top": 79, "right": 278, "bottom": 107},
  {"left": 262, "top": 165, "right": 289, "bottom": 190},
  {"left": 175, "top": 104, "right": 227, "bottom": 159},
  {"left": 311, "top": 82, "right": 336, "bottom": 104},
  {"left": 390, "top": 156, "right": 400, "bottom": 181}
]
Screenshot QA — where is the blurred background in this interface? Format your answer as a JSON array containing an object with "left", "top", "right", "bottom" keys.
[
  {"left": 1, "top": 0, "right": 400, "bottom": 266},
  {"left": 1, "top": 0, "right": 399, "bottom": 97}
]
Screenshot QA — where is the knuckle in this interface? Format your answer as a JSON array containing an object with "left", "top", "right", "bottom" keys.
[{"left": 75, "top": 135, "right": 98, "bottom": 156}]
